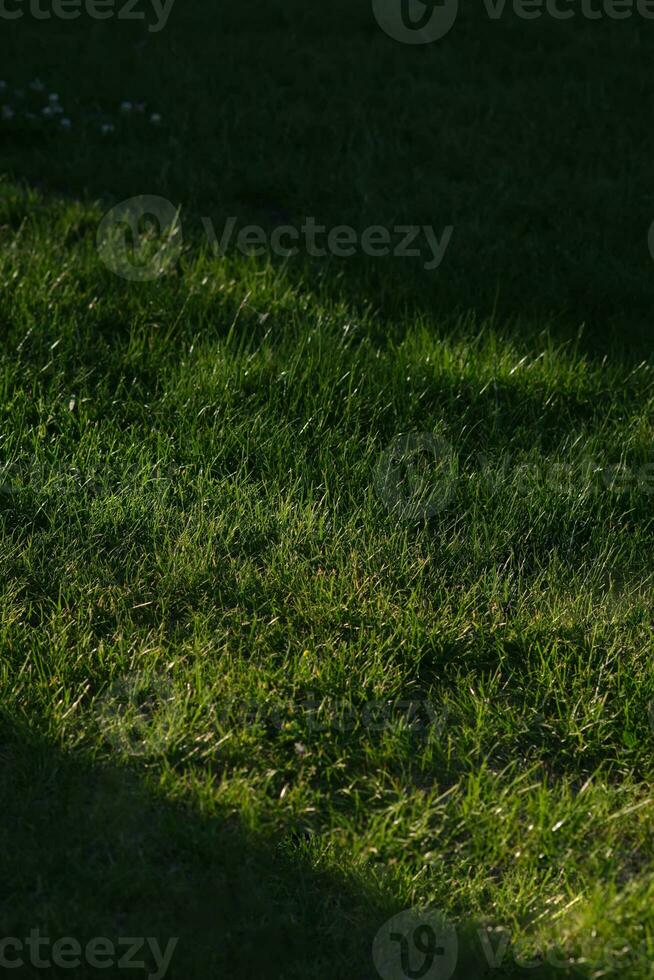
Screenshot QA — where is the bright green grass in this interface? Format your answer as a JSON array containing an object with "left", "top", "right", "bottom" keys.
[{"left": 2, "top": 4, "right": 654, "bottom": 978}]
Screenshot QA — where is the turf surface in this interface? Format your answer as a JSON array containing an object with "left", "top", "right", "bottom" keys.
[{"left": 1, "top": 2, "right": 654, "bottom": 977}]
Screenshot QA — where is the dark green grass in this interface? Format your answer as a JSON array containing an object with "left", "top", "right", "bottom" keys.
[{"left": 1, "top": 4, "right": 654, "bottom": 978}]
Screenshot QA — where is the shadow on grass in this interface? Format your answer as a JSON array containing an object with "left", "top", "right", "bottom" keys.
[
  {"left": 0, "top": 718, "right": 611, "bottom": 980},
  {"left": 0, "top": 720, "right": 387, "bottom": 979},
  {"left": 1, "top": 1, "right": 654, "bottom": 354}
]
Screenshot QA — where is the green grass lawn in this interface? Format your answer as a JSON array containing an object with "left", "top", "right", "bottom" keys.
[{"left": 2, "top": 3, "right": 654, "bottom": 977}]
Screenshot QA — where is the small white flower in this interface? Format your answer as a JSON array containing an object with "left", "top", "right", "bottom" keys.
[
  {"left": 149, "top": 112, "right": 161, "bottom": 125},
  {"left": 42, "top": 106, "right": 54, "bottom": 118},
  {"left": 120, "top": 100, "right": 133, "bottom": 112},
  {"left": 60, "top": 117, "right": 71, "bottom": 129},
  {"left": 101, "top": 123, "right": 115, "bottom": 134},
  {"left": 30, "top": 79, "right": 45, "bottom": 92},
  {"left": 48, "top": 93, "right": 59, "bottom": 103}
]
